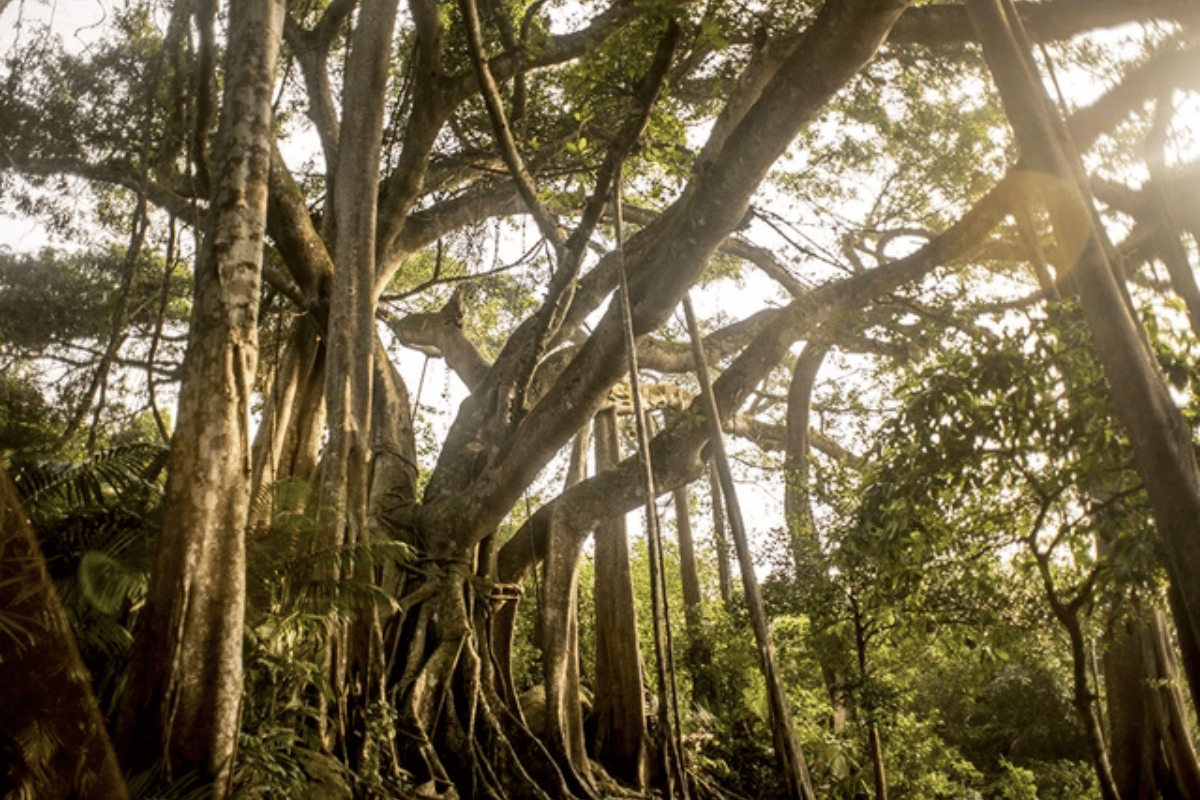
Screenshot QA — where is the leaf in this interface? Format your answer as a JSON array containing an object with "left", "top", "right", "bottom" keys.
[{"left": 78, "top": 548, "right": 148, "bottom": 614}]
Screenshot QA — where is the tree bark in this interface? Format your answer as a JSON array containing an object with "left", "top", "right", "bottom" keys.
[
  {"left": 116, "top": 2, "right": 283, "bottom": 791},
  {"left": 784, "top": 342, "right": 828, "bottom": 570},
  {"left": 965, "top": 0, "right": 1200, "bottom": 730},
  {"left": 592, "top": 407, "right": 649, "bottom": 789},
  {"left": 250, "top": 316, "right": 326, "bottom": 503},
  {"left": 674, "top": 485, "right": 703, "bottom": 619},
  {"left": 1104, "top": 607, "right": 1200, "bottom": 800},
  {"left": 540, "top": 432, "right": 595, "bottom": 795},
  {"left": 321, "top": 0, "right": 400, "bottom": 555},
  {"left": 706, "top": 458, "right": 734, "bottom": 604},
  {"left": 318, "top": 0, "right": 401, "bottom": 763},
  {"left": 0, "top": 466, "right": 129, "bottom": 800}
]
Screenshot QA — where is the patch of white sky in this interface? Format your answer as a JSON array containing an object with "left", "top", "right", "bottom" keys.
[{"left": 0, "top": 0, "right": 113, "bottom": 250}]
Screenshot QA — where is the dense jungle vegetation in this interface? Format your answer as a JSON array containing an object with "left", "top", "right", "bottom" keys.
[{"left": 4, "top": 1, "right": 1200, "bottom": 799}]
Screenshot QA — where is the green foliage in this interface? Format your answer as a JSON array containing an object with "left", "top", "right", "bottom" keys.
[
  {"left": 0, "top": 246, "right": 190, "bottom": 353},
  {"left": 0, "top": 373, "right": 61, "bottom": 458},
  {"left": 984, "top": 759, "right": 1039, "bottom": 800},
  {"left": 1, "top": 4, "right": 167, "bottom": 164},
  {"left": 14, "top": 442, "right": 169, "bottom": 520},
  {"left": 236, "top": 483, "right": 415, "bottom": 796},
  {"left": 246, "top": 481, "right": 416, "bottom": 620},
  {"left": 13, "top": 442, "right": 165, "bottom": 716}
]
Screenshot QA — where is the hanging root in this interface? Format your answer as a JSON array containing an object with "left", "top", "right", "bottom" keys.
[{"left": 392, "top": 563, "right": 577, "bottom": 800}]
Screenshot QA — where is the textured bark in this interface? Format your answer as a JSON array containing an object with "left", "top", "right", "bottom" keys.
[
  {"left": 321, "top": 0, "right": 400, "bottom": 552},
  {"left": 116, "top": 2, "right": 284, "bottom": 791},
  {"left": 674, "top": 485, "right": 703, "bottom": 617},
  {"left": 966, "top": 0, "right": 1200, "bottom": 736},
  {"left": 317, "top": 0, "right": 401, "bottom": 762},
  {"left": 250, "top": 316, "right": 326, "bottom": 503},
  {"left": 367, "top": 339, "right": 419, "bottom": 544},
  {"left": 0, "top": 467, "right": 129, "bottom": 800},
  {"left": 1105, "top": 608, "right": 1200, "bottom": 800},
  {"left": 539, "top": 433, "right": 594, "bottom": 795},
  {"left": 592, "top": 408, "right": 649, "bottom": 789}
]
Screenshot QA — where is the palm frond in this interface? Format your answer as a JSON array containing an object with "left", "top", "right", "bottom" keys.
[
  {"left": 126, "top": 764, "right": 214, "bottom": 800},
  {"left": 0, "top": 606, "right": 40, "bottom": 650},
  {"left": 79, "top": 548, "right": 149, "bottom": 614},
  {"left": 13, "top": 442, "right": 168, "bottom": 513},
  {"left": 287, "top": 539, "right": 414, "bottom": 578}
]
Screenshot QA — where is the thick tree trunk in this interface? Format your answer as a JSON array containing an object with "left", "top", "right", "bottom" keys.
[
  {"left": 320, "top": 0, "right": 400, "bottom": 554},
  {"left": 397, "top": 4, "right": 914, "bottom": 797},
  {"left": 540, "top": 433, "right": 595, "bottom": 794},
  {"left": 966, "top": 0, "right": 1200, "bottom": 724},
  {"left": 335, "top": 340, "right": 419, "bottom": 774},
  {"left": 367, "top": 338, "right": 419, "bottom": 544},
  {"left": 592, "top": 408, "right": 649, "bottom": 789},
  {"left": 116, "top": 2, "right": 283, "bottom": 792},
  {"left": 393, "top": 559, "right": 576, "bottom": 800},
  {"left": 319, "top": 0, "right": 401, "bottom": 763},
  {"left": 0, "top": 466, "right": 129, "bottom": 800},
  {"left": 1104, "top": 607, "right": 1200, "bottom": 800}
]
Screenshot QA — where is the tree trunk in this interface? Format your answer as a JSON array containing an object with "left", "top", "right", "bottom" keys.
[
  {"left": 337, "top": 340, "right": 419, "bottom": 775},
  {"left": 965, "top": 0, "right": 1200, "bottom": 724},
  {"left": 784, "top": 343, "right": 852, "bottom": 737},
  {"left": 850, "top": 600, "right": 888, "bottom": 800},
  {"left": 674, "top": 484, "right": 703, "bottom": 620},
  {"left": 675, "top": 481, "right": 720, "bottom": 711},
  {"left": 707, "top": 458, "right": 733, "bottom": 604},
  {"left": 540, "top": 432, "right": 595, "bottom": 795},
  {"left": 1145, "top": 95, "right": 1200, "bottom": 339},
  {"left": 1104, "top": 607, "right": 1200, "bottom": 800},
  {"left": 116, "top": 2, "right": 283, "bottom": 791},
  {"left": 250, "top": 316, "right": 326, "bottom": 503},
  {"left": 319, "top": 0, "right": 401, "bottom": 763},
  {"left": 867, "top": 724, "right": 888, "bottom": 800},
  {"left": 392, "top": 557, "right": 576, "bottom": 800},
  {"left": 0, "top": 466, "right": 129, "bottom": 800},
  {"left": 784, "top": 342, "right": 828, "bottom": 570},
  {"left": 592, "top": 407, "right": 650, "bottom": 789},
  {"left": 1064, "top": 609, "right": 1120, "bottom": 800},
  {"left": 683, "top": 295, "right": 818, "bottom": 800}
]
